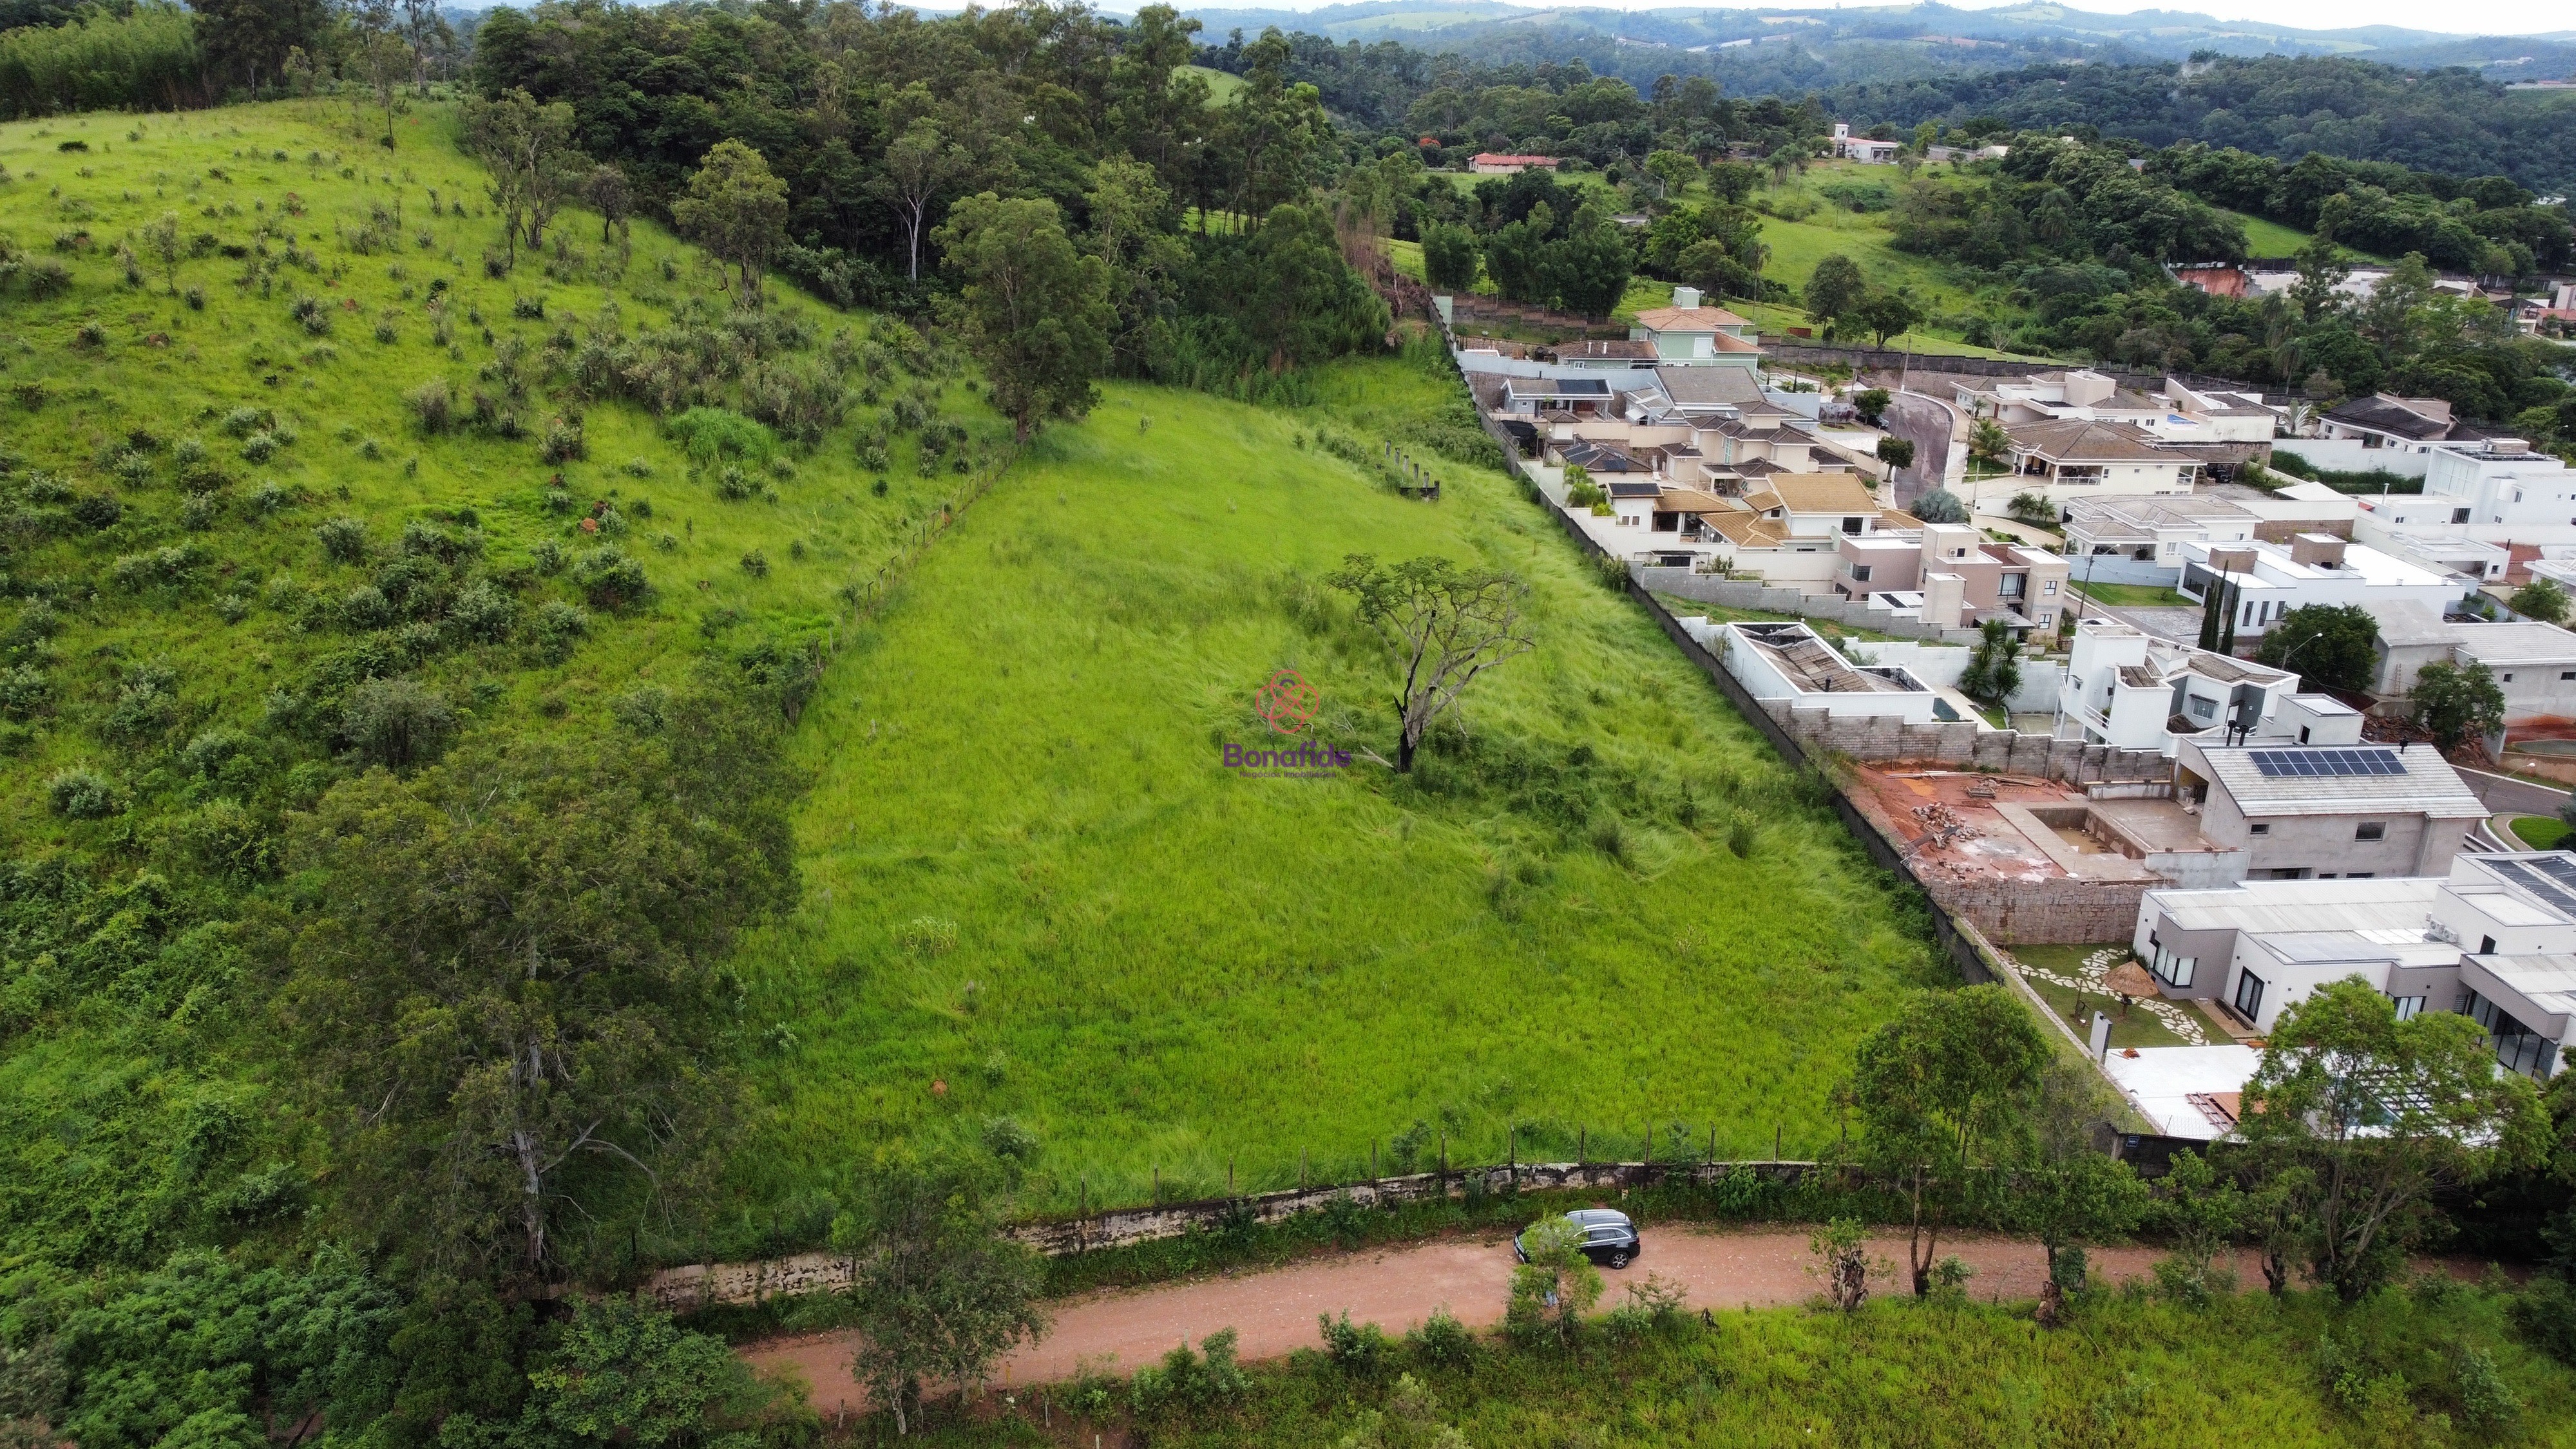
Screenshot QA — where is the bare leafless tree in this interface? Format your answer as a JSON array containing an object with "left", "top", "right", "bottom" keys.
[{"left": 1327, "top": 553, "right": 1534, "bottom": 773}]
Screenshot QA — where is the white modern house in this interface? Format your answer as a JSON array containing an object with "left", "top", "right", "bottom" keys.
[
  {"left": 2054, "top": 616, "right": 2309, "bottom": 755},
  {"left": 2063, "top": 496, "right": 2260, "bottom": 585},
  {"left": 2175, "top": 534, "right": 2464, "bottom": 640},
  {"left": 2130, "top": 851, "right": 2576, "bottom": 1077},
  {"left": 2448, "top": 621, "right": 2576, "bottom": 726}
]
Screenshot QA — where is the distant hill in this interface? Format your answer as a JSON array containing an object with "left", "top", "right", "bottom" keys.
[{"left": 1165, "top": 1, "right": 2576, "bottom": 88}]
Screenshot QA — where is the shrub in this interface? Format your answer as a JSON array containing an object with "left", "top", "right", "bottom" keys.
[
  {"left": 108, "top": 545, "right": 201, "bottom": 589},
  {"left": 180, "top": 492, "right": 221, "bottom": 531},
  {"left": 2514, "top": 1274, "right": 2576, "bottom": 1365},
  {"left": 339, "top": 585, "right": 395, "bottom": 630},
  {"left": 339, "top": 676, "right": 455, "bottom": 770},
  {"left": 239, "top": 431, "right": 278, "bottom": 462},
  {"left": 511, "top": 294, "right": 546, "bottom": 319},
  {"left": 530, "top": 538, "right": 565, "bottom": 575},
  {"left": 1911, "top": 488, "right": 1969, "bottom": 524},
  {"left": 315, "top": 516, "right": 368, "bottom": 563},
  {"left": 249, "top": 482, "right": 289, "bottom": 515},
  {"left": 1319, "top": 1311, "right": 1395, "bottom": 1376},
  {"left": 74, "top": 319, "right": 108, "bottom": 349},
  {"left": 446, "top": 578, "right": 515, "bottom": 643},
  {"left": 290, "top": 294, "right": 330, "bottom": 334},
  {"left": 739, "top": 549, "right": 770, "bottom": 578},
  {"left": 0, "top": 666, "right": 51, "bottom": 719},
  {"left": 46, "top": 766, "right": 118, "bottom": 819},
  {"left": 538, "top": 417, "right": 587, "bottom": 464},
  {"left": 70, "top": 493, "right": 122, "bottom": 530},
  {"left": 573, "top": 546, "right": 649, "bottom": 610},
  {"left": 406, "top": 377, "right": 453, "bottom": 433},
  {"left": 1405, "top": 1309, "right": 1474, "bottom": 1369},
  {"left": 530, "top": 600, "right": 588, "bottom": 661},
  {"left": 667, "top": 406, "right": 777, "bottom": 466}
]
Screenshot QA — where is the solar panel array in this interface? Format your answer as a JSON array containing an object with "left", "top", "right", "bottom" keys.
[
  {"left": 2246, "top": 748, "right": 2406, "bottom": 778},
  {"left": 2494, "top": 855, "right": 2576, "bottom": 919}
]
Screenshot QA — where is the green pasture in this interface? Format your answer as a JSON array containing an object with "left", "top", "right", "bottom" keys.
[{"left": 721, "top": 361, "right": 1947, "bottom": 1238}]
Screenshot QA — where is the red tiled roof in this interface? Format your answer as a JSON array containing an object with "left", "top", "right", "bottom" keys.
[{"left": 1471, "top": 153, "right": 1560, "bottom": 166}]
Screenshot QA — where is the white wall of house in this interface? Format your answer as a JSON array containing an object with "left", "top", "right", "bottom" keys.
[{"left": 2274, "top": 440, "right": 2433, "bottom": 478}]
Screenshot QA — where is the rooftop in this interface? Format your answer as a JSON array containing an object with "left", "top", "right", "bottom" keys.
[
  {"left": 2325, "top": 393, "right": 2457, "bottom": 441},
  {"left": 2008, "top": 418, "right": 2179, "bottom": 462},
  {"left": 1753, "top": 473, "right": 1880, "bottom": 514},
  {"left": 2449, "top": 621, "right": 2576, "bottom": 665},
  {"left": 1630, "top": 303, "right": 1755, "bottom": 332},
  {"left": 2145, "top": 875, "right": 2445, "bottom": 936},
  {"left": 2189, "top": 743, "right": 2486, "bottom": 818}
]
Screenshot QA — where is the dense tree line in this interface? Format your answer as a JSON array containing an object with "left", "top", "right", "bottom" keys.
[
  {"left": 1821, "top": 53, "right": 2576, "bottom": 198},
  {"left": 1872, "top": 132, "right": 2575, "bottom": 435}
]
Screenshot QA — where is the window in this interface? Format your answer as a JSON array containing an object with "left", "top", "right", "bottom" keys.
[
  {"left": 2151, "top": 942, "right": 2195, "bottom": 989},
  {"left": 2042, "top": 580, "right": 2059, "bottom": 596},
  {"left": 2354, "top": 822, "right": 2385, "bottom": 842},
  {"left": 2390, "top": 995, "right": 2425, "bottom": 1021},
  {"left": 2234, "top": 969, "right": 2266, "bottom": 1023},
  {"left": 1850, "top": 564, "right": 1873, "bottom": 582},
  {"left": 1842, "top": 516, "right": 1863, "bottom": 535},
  {"left": 2036, "top": 611, "right": 2053, "bottom": 626},
  {"left": 2503, "top": 673, "right": 2515, "bottom": 683},
  {"left": 2249, "top": 822, "right": 2270, "bottom": 835},
  {"left": 2453, "top": 507, "right": 2472, "bottom": 524},
  {"left": 2480, "top": 935, "right": 2497, "bottom": 955},
  {"left": 2189, "top": 696, "right": 2217, "bottom": 719},
  {"left": 2561, "top": 671, "right": 2575, "bottom": 681},
  {"left": 2297, "top": 726, "right": 2311, "bottom": 744}
]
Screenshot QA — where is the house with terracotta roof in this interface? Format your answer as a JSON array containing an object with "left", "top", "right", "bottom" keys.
[
  {"left": 1627, "top": 287, "right": 1761, "bottom": 368},
  {"left": 1469, "top": 153, "right": 1559, "bottom": 174},
  {"left": 1978, "top": 418, "right": 2200, "bottom": 511}
]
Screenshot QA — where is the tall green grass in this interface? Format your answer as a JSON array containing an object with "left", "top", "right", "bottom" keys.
[
  {"left": 895, "top": 1280, "right": 2576, "bottom": 1448},
  {"left": 0, "top": 3, "right": 205, "bottom": 119},
  {"left": 711, "top": 359, "right": 1948, "bottom": 1256}
]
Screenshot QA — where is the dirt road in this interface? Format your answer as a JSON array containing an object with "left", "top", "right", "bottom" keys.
[{"left": 745, "top": 1225, "right": 2222, "bottom": 1413}]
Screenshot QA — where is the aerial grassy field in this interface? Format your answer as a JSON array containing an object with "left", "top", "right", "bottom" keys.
[
  {"left": 0, "top": 97, "right": 997, "bottom": 1265},
  {"left": 0, "top": 98, "right": 1946, "bottom": 1269},
  {"left": 716, "top": 357, "right": 1948, "bottom": 1248}
]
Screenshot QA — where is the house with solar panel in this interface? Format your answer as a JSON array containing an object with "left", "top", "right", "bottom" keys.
[{"left": 2172, "top": 739, "right": 2486, "bottom": 883}]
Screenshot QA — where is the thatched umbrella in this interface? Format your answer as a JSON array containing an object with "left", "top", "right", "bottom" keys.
[{"left": 2102, "top": 961, "right": 2158, "bottom": 1016}]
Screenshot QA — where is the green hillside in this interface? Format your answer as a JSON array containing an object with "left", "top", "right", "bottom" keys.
[
  {"left": 0, "top": 98, "right": 1002, "bottom": 1268},
  {"left": 0, "top": 98, "right": 1942, "bottom": 1271},
  {"left": 715, "top": 361, "right": 1945, "bottom": 1247}
]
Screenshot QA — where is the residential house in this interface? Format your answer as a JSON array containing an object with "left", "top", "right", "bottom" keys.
[
  {"left": 2055, "top": 616, "right": 2306, "bottom": 755},
  {"left": 1832, "top": 522, "right": 2071, "bottom": 632},
  {"left": 1985, "top": 419, "right": 2200, "bottom": 509},
  {"left": 1469, "top": 153, "right": 1559, "bottom": 174},
  {"left": 2131, "top": 851, "right": 2576, "bottom": 1076},
  {"left": 2171, "top": 738, "right": 2486, "bottom": 884},
  {"left": 2351, "top": 433, "right": 2576, "bottom": 561},
  {"left": 2063, "top": 495, "right": 2261, "bottom": 584},
  {"left": 2176, "top": 533, "right": 2463, "bottom": 641},
  {"left": 1953, "top": 369, "right": 2161, "bottom": 428},
  {"left": 2452, "top": 621, "right": 2576, "bottom": 726},
  {"left": 1496, "top": 375, "right": 1620, "bottom": 419},
  {"left": 1713, "top": 621, "right": 1960, "bottom": 724},
  {"left": 1829, "top": 123, "right": 1901, "bottom": 163},
  {"left": 2318, "top": 393, "right": 2473, "bottom": 455},
  {"left": 1626, "top": 288, "right": 1762, "bottom": 368},
  {"left": 2363, "top": 598, "right": 2471, "bottom": 698},
  {"left": 1538, "top": 339, "right": 1662, "bottom": 371},
  {"left": 2130, "top": 874, "right": 2454, "bottom": 1025}
]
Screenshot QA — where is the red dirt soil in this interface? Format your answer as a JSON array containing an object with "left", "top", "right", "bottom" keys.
[{"left": 743, "top": 1225, "right": 2282, "bottom": 1412}]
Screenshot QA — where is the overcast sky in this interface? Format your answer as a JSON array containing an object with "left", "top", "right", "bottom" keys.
[{"left": 1165, "top": 0, "right": 2575, "bottom": 40}]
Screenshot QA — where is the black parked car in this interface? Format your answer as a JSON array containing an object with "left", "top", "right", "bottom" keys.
[{"left": 1513, "top": 1208, "right": 1640, "bottom": 1269}]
